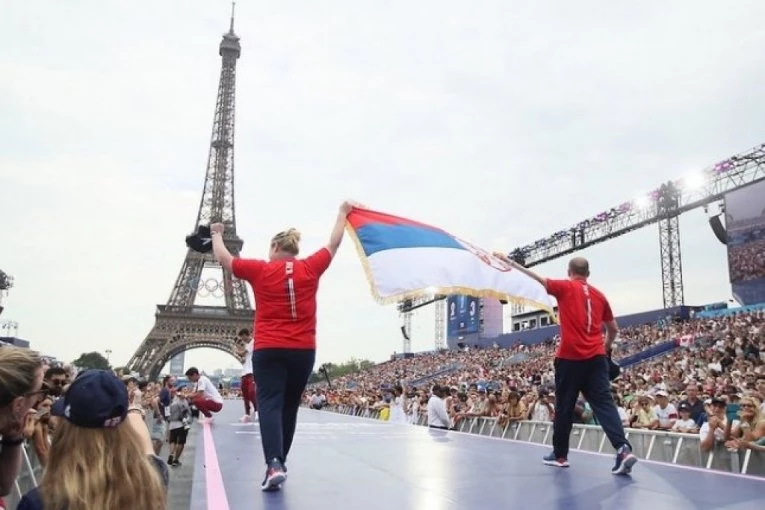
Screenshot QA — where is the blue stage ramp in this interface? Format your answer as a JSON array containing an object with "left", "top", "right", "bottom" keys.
[{"left": 189, "top": 404, "right": 763, "bottom": 510}]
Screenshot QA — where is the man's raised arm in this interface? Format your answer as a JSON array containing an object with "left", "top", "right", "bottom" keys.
[{"left": 492, "top": 252, "right": 547, "bottom": 287}]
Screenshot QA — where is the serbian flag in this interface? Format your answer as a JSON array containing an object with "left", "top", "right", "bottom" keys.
[{"left": 345, "top": 207, "right": 555, "bottom": 314}]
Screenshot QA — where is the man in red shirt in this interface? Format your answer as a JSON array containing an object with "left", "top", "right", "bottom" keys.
[
  {"left": 210, "top": 200, "right": 356, "bottom": 491},
  {"left": 495, "top": 255, "right": 637, "bottom": 475}
]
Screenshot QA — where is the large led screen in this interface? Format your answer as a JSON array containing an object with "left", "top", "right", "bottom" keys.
[
  {"left": 725, "top": 180, "right": 765, "bottom": 305},
  {"left": 446, "top": 295, "right": 480, "bottom": 339}
]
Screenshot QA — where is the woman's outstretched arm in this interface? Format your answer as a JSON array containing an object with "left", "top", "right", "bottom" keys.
[
  {"left": 327, "top": 200, "right": 359, "bottom": 257},
  {"left": 210, "top": 223, "right": 234, "bottom": 271}
]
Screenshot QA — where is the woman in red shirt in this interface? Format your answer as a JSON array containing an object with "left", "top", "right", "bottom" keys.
[{"left": 211, "top": 200, "right": 355, "bottom": 491}]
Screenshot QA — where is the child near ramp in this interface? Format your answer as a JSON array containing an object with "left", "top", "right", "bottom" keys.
[{"left": 166, "top": 389, "right": 192, "bottom": 467}]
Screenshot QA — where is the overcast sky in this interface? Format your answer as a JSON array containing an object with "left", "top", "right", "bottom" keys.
[{"left": 2, "top": 1, "right": 765, "bottom": 374}]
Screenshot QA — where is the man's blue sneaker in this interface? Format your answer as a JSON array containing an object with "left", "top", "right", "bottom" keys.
[
  {"left": 612, "top": 445, "right": 637, "bottom": 475},
  {"left": 543, "top": 452, "right": 570, "bottom": 468}
]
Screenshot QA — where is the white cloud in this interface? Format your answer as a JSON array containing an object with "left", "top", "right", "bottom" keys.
[{"left": 1, "top": 1, "right": 764, "bottom": 372}]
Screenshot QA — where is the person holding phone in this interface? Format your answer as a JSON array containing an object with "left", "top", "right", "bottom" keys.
[
  {"left": 16, "top": 370, "right": 168, "bottom": 510},
  {"left": 24, "top": 398, "right": 53, "bottom": 468},
  {"left": 0, "top": 347, "right": 45, "bottom": 499}
]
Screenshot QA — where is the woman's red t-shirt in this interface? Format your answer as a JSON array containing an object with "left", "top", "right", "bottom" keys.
[{"left": 232, "top": 247, "right": 332, "bottom": 350}]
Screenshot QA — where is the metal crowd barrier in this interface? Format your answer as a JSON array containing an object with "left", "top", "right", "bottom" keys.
[
  {"left": 3, "top": 439, "right": 44, "bottom": 508},
  {"left": 317, "top": 405, "right": 765, "bottom": 478}
]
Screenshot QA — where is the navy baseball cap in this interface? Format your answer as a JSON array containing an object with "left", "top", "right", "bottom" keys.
[{"left": 51, "top": 369, "right": 129, "bottom": 428}]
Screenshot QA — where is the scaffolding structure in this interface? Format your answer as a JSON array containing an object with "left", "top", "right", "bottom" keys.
[{"left": 400, "top": 143, "right": 765, "bottom": 346}]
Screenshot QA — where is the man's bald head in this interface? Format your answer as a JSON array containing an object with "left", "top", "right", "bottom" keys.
[{"left": 568, "top": 257, "right": 590, "bottom": 279}]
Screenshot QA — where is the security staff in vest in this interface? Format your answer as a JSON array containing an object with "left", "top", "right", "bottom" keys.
[{"left": 492, "top": 254, "right": 637, "bottom": 475}]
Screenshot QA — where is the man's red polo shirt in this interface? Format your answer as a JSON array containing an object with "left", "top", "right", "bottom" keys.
[
  {"left": 545, "top": 278, "right": 613, "bottom": 360},
  {"left": 232, "top": 248, "right": 332, "bottom": 350}
]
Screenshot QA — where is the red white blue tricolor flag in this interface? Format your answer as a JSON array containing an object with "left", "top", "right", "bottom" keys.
[{"left": 345, "top": 207, "right": 556, "bottom": 314}]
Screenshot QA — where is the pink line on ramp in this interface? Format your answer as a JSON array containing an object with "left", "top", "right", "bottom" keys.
[{"left": 203, "top": 421, "right": 230, "bottom": 510}]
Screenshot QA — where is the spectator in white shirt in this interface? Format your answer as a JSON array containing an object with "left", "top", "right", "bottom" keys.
[
  {"left": 699, "top": 398, "right": 738, "bottom": 452},
  {"left": 309, "top": 390, "right": 323, "bottom": 409},
  {"left": 184, "top": 367, "right": 224, "bottom": 423},
  {"left": 427, "top": 385, "right": 452, "bottom": 430},
  {"left": 653, "top": 390, "right": 678, "bottom": 430},
  {"left": 235, "top": 328, "right": 257, "bottom": 423},
  {"left": 671, "top": 403, "right": 698, "bottom": 433},
  {"left": 529, "top": 390, "right": 554, "bottom": 422}
]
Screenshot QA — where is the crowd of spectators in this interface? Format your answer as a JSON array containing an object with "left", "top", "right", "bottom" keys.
[
  {"left": 309, "top": 309, "right": 765, "bottom": 458},
  {"left": 728, "top": 238, "right": 765, "bottom": 283}
]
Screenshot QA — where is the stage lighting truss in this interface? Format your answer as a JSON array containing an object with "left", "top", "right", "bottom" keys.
[{"left": 510, "top": 143, "right": 765, "bottom": 267}]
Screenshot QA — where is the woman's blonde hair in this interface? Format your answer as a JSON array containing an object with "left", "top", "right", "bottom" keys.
[
  {"left": 739, "top": 396, "right": 762, "bottom": 427},
  {"left": 40, "top": 419, "right": 167, "bottom": 510},
  {"left": 271, "top": 228, "right": 301, "bottom": 255},
  {"left": 0, "top": 347, "right": 42, "bottom": 408}
]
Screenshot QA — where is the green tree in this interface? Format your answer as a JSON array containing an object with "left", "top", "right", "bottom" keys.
[
  {"left": 72, "top": 351, "right": 112, "bottom": 371},
  {"left": 308, "top": 357, "right": 376, "bottom": 384},
  {"left": 358, "top": 359, "right": 376, "bottom": 371}
]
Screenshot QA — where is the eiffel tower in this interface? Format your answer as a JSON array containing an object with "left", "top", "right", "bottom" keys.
[{"left": 126, "top": 9, "right": 253, "bottom": 379}]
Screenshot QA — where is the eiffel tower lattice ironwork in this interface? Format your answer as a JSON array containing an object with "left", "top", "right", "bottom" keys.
[{"left": 126, "top": 11, "right": 253, "bottom": 379}]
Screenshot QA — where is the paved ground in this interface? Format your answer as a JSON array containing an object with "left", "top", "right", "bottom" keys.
[
  {"left": 186, "top": 404, "right": 764, "bottom": 510},
  {"left": 166, "top": 423, "right": 197, "bottom": 510}
]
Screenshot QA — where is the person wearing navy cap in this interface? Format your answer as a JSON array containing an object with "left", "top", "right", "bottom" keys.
[
  {"left": 50, "top": 369, "right": 130, "bottom": 427},
  {"left": 16, "top": 370, "right": 169, "bottom": 510}
]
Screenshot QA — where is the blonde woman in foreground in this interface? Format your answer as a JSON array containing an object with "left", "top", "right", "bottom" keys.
[
  {"left": 0, "top": 347, "right": 45, "bottom": 503},
  {"left": 17, "top": 370, "right": 168, "bottom": 510}
]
